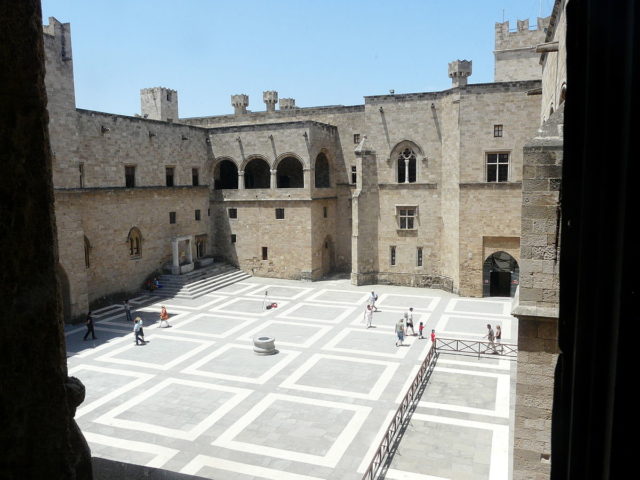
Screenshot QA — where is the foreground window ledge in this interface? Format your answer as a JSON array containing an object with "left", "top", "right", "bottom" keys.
[{"left": 459, "top": 182, "right": 522, "bottom": 189}]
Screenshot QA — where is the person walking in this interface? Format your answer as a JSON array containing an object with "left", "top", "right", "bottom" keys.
[
  {"left": 369, "top": 291, "right": 379, "bottom": 312},
  {"left": 430, "top": 329, "right": 436, "bottom": 345},
  {"left": 159, "top": 305, "right": 171, "bottom": 328},
  {"left": 83, "top": 311, "right": 97, "bottom": 341},
  {"left": 134, "top": 317, "right": 145, "bottom": 345},
  {"left": 496, "top": 325, "right": 503, "bottom": 354},
  {"left": 484, "top": 324, "right": 497, "bottom": 354},
  {"left": 395, "top": 318, "right": 405, "bottom": 347},
  {"left": 405, "top": 308, "right": 416, "bottom": 335},
  {"left": 123, "top": 299, "right": 133, "bottom": 322},
  {"left": 364, "top": 304, "right": 374, "bottom": 328}
]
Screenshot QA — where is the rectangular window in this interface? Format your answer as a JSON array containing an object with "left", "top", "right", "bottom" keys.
[
  {"left": 494, "top": 124, "right": 503, "bottom": 137},
  {"left": 166, "top": 167, "right": 175, "bottom": 187},
  {"left": 398, "top": 208, "right": 416, "bottom": 229},
  {"left": 208, "top": 208, "right": 211, "bottom": 216},
  {"left": 486, "top": 153, "right": 510, "bottom": 182},
  {"left": 390, "top": 246, "right": 396, "bottom": 266},
  {"left": 323, "top": 206, "right": 328, "bottom": 218},
  {"left": 125, "top": 165, "right": 136, "bottom": 188},
  {"left": 228, "top": 208, "right": 237, "bottom": 219},
  {"left": 417, "top": 247, "right": 423, "bottom": 267},
  {"left": 353, "top": 133, "right": 361, "bottom": 144},
  {"left": 351, "top": 165, "right": 357, "bottom": 184},
  {"left": 231, "top": 234, "right": 236, "bottom": 243},
  {"left": 192, "top": 168, "right": 199, "bottom": 186},
  {"left": 262, "top": 247, "right": 268, "bottom": 260},
  {"left": 195, "top": 209, "right": 201, "bottom": 221},
  {"left": 169, "top": 211, "right": 176, "bottom": 224},
  {"left": 79, "top": 163, "right": 85, "bottom": 188},
  {"left": 275, "top": 208, "right": 285, "bottom": 219}
]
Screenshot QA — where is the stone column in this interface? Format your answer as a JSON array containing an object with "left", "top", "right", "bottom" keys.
[
  {"left": 172, "top": 239, "right": 180, "bottom": 272},
  {"left": 186, "top": 237, "right": 193, "bottom": 264},
  {"left": 270, "top": 169, "right": 277, "bottom": 189},
  {"left": 404, "top": 158, "right": 410, "bottom": 183},
  {"left": 238, "top": 170, "right": 245, "bottom": 189},
  {"left": 303, "top": 168, "right": 310, "bottom": 189}
]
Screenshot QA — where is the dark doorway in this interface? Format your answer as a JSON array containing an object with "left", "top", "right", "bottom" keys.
[
  {"left": 483, "top": 251, "right": 519, "bottom": 297},
  {"left": 314, "top": 153, "right": 331, "bottom": 188},
  {"left": 490, "top": 271, "right": 511, "bottom": 296},
  {"left": 214, "top": 160, "right": 238, "bottom": 189}
]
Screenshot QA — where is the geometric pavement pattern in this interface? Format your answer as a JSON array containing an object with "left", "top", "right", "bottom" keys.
[{"left": 64, "top": 277, "right": 517, "bottom": 480}]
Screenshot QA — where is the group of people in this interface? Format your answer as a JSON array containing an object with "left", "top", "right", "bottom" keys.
[
  {"left": 362, "top": 292, "right": 436, "bottom": 348},
  {"left": 484, "top": 323, "right": 503, "bottom": 354},
  {"left": 82, "top": 300, "right": 172, "bottom": 346}
]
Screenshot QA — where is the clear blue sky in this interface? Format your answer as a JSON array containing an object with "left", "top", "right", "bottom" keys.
[{"left": 41, "top": 0, "right": 554, "bottom": 118}]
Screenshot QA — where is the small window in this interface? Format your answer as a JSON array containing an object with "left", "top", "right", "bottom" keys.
[
  {"left": 353, "top": 133, "right": 361, "bottom": 144},
  {"left": 323, "top": 206, "right": 328, "bottom": 218},
  {"left": 195, "top": 209, "right": 201, "bottom": 221},
  {"left": 84, "top": 236, "right": 91, "bottom": 268},
  {"left": 494, "top": 124, "right": 503, "bottom": 137},
  {"left": 398, "top": 208, "right": 417, "bottom": 230},
  {"left": 390, "top": 246, "right": 396, "bottom": 266},
  {"left": 79, "top": 163, "right": 85, "bottom": 188},
  {"left": 486, "top": 153, "right": 510, "bottom": 182},
  {"left": 417, "top": 247, "right": 423, "bottom": 267},
  {"left": 275, "top": 208, "right": 285, "bottom": 219},
  {"left": 397, "top": 148, "right": 417, "bottom": 183},
  {"left": 351, "top": 165, "right": 357, "bottom": 184},
  {"left": 166, "top": 92, "right": 172, "bottom": 102},
  {"left": 166, "top": 167, "right": 175, "bottom": 187},
  {"left": 169, "top": 212, "right": 176, "bottom": 224},
  {"left": 262, "top": 247, "right": 268, "bottom": 260},
  {"left": 231, "top": 234, "right": 237, "bottom": 243},
  {"left": 228, "top": 208, "right": 237, "bottom": 219},
  {"left": 192, "top": 168, "right": 199, "bottom": 186},
  {"left": 208, "top": 208, "right": 210, "bottom": 216},
  {"left": 125, "top": 166, "right": 136, "bottom": 188}
]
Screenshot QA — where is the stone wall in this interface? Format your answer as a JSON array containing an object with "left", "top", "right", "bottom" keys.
[
  {"left": 494, "top": 18, "right": 550, "bottom": 82},
  {"left": 540, "top": 0, "right": 567, "bottom": 123}
]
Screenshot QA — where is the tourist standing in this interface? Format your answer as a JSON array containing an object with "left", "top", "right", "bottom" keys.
[
  {"left": 418, "top": 322, "right": 425, "bottom": 339},
  {"left": 159, "top": 305, "right": 171, "bottom": 328},
  {"left": 395, "top": 318, "right": 405, "bottom": 347},
  {"left": 405, "top": 307, "right": 416, "bottom": 335},
  {"left": 430, "top": 329, "right": 436, "bottom": 345},
  {"left": 496, "top": 325, "right": 503, "bottom": 353},
  {"left": 83, "top": 311, "right": 96, "bottom": 341},
  {"left": 123, "top": 300, "right": 133, "bottom": 322},
  {"left": 364, "top": 304, "right": 374, "bottom": 328},
  {"left": 369, "top": 291, "right": 379, "bottom": 312},
  {"left": 134, "top": 317, "right": 145, "bottom": 345}
]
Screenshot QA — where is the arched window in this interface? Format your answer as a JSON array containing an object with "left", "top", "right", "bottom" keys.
[
  {"left": 127, "top": 227, "right": 142, "bottom": 258},
  {"left": 396, "top": 148, "right": 417, "bottom": 183},
  {"left": 314, "top": 153, "right": 331, "bottom": 188},
  {"left": 277, "top": 156, "right": 304, "bottom": 188},
  {"left": 214, "top": 159, "right": 238, "bottom": 189},
  {"left": 83, "top": 236, "right": 91, "bottom": 268},
  {"left": 244, "top": 158, "right": 270, "bottom": 188}
]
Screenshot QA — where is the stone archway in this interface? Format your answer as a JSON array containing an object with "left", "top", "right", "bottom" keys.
[
  {"left": 483, "top": 251, "right": 519, "bottom": 297},
  {"left": 277, "top": 156, "right": 304, "bottom": 188},
  {"left": 214, "top": 159, "right": 238, "bottom": 189}
]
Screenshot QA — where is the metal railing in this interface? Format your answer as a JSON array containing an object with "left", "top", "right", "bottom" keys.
[
  {"left": 361, "top": 342, "right": 437, "bottom": 480},
  {"left": 436, "top": 337, "right": 518, "bottom": 358},
  {"left": 360, "top": 337, "right": 518, "bottom": 480}
]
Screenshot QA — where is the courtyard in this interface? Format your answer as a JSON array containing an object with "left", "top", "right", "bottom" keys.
[{"left": 65, "top": 277, "right": 517, "bottom": 480}]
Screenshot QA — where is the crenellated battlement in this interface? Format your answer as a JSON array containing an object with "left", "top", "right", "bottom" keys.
[
  {"left": 140, "top": 87, "right": 179, "bottom": 122},
  {"left": 495, "top": 17, "right": 550, "bottom": 51},
  {"left": 494, "top": 16, "right": 551, "bottom": 82}
]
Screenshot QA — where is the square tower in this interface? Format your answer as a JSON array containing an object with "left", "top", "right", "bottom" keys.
[{"left": 140, "top": 87, "right": 178, "bottom": 122}]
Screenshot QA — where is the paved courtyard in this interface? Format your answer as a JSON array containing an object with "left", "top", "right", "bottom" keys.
[{"left": 65, "top": 277, "right": 518, "bottom": 480}]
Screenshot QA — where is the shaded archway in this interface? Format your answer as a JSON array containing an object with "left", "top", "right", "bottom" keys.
[
  {"left": 244, "top": 158, "right": 270, "bottom": 189},
  {"left": 321, "top": 235, "right": 335, "bottom": 276},
  {"left": 314, "top": 152, "right": 331, "bottom": 188},
  {"left": 277, "top": 156, "right": 304, "bottom": 188},
  {"left": 56, "top": 264, "right": 72, "bottom": 323},
  {"left": 482, "top": 251, "right": 519, "bottom": 297},
  {"left": 214, "top": 159, "right": 238, "bottom": 189}
]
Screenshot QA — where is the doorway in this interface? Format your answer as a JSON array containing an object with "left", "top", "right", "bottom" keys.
[{"left": 483, "top": 251, "right": 519, "bottom": 297}]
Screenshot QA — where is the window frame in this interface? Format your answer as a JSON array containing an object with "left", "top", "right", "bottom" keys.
[
  {"left": 125, "top": 165, "right": 136, "bottom": 188},
  {"left": 396, "top": 205, "right": 418, "bottom": 230},
  {"left": 166, "top": 166, "right": 175, "bottom": 187},
  {"left": 228, "top": 208, "right": 238, "bottom": 219},
  {"left": 192, "top": 168, "right": 199, "bottom": 186},
  {"left": 169, "top": 211, "right": 176, "bottom": 224},
  {"left": 390, "top": 246, "right": 397, "bottom": 266},
  {"left": 262, "top": 247, "right": 268, "bottom": 260},
  {"left": 195, "top": 209, "right": 201, "bottom": 221},
  {"left": 493, "top": 124, "right": 503, "bottom": 137},
  {"left": 275, "top": 208, "right": 285, "bottom": 220},
  {"left": 485, "top": 151, "right": 510, "bottom": 182},
  {"left": 417, "top": 247, "right": 423, "bottom": 267}
]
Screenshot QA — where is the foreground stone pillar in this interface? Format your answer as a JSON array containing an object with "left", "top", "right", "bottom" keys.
[{"left": 0, "top": 1, "right": 92, "bottom": 477}]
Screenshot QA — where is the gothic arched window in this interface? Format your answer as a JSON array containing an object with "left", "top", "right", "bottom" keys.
[
  {"left": 127, "top": 227, "right": 142, "bottom": 258},
  {"left": 397, "top": 148, "right": 417, "bottom": 183}
]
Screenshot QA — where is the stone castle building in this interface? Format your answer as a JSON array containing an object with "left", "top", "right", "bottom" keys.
[{"left": 42, "top": 14, "right": 551, "bottom": 321}]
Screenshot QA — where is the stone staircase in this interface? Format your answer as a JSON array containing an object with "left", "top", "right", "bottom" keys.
[{"left": 150, "top": 263, "right": 251, "bottom": 300}]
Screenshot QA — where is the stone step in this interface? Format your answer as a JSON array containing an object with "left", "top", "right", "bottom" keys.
[{"left": 150, "top": 265, "right": 250, "bottom": 300}]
